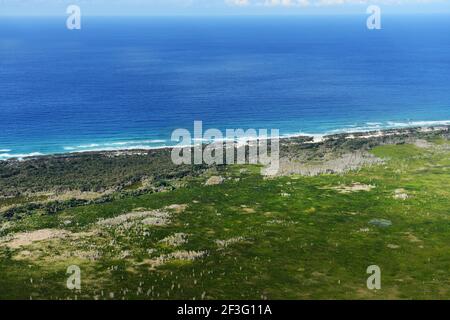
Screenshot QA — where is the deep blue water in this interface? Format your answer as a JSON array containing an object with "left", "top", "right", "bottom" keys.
[{"left": 1, "top": 15, "right": 450, "bottom": 159}]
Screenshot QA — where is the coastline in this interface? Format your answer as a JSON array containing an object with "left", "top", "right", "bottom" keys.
[
  {"left": 0, "top": 123, "right": 447, "bottom": 201},
  {"left": 1, "top": 122, "right": 450, "bottom": 300},
  {"left": 2, "top": 13, "right": 450, "bottom": 300},
  {"left": 2, "top": 124, "right": 449, "bottom": 162}
]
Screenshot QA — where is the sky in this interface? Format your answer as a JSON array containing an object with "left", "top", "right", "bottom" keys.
[{"left": 0, "top": 0, "right": 449, "bottom": 16}]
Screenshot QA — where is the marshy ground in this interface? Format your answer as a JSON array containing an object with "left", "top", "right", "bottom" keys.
[{"left": 0, "top": 128, "right": 449, "bottom": 299}]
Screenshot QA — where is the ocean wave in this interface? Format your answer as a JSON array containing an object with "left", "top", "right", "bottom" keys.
[
  {"left": 2, "top": 119, "right": 449, "bottom": 159},
  {"left": 386, "top": 120, "right": 450, "bottom": 127},
  {"left": 329, "top": 126, "right": 384, "bottom": 134},
  {"left": 104, "top": 139, "right": 167, "bottom": 146},
  {"left": 63, "top": 144, "right": 100, "bottom": 151},
  {"left": 68, "top": 145, "right": 169, "bottom": 153},
  {"left": 0, "top": 152, "right": 44, "bottom": 160},
  {"left": 324, "top": 120, "right": 450, "bottom": 135},
  {"left": 286, "top": 132, "right": 325, "bottom": 143},
  {"left": 60, "top": 120, "right": 450, "bottom": 154},
  {"left": 63, "top": 139, "right": 167, "bottom": 151}
]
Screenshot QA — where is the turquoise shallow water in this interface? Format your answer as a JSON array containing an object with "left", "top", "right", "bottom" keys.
[{"left": 0, "top": 15, "right": 449, "bottom": 159}]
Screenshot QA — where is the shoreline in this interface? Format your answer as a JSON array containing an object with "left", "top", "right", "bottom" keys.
[
  {"left": 1, "top": 124, "right": 449, "bottom": 162},
  {"left": 1, "top": 122, "right": 449, "bottom": 230}
]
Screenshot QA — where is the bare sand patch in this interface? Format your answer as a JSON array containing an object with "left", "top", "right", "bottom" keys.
[
  {"left": 215, "top": 237, "right": 245, "bottom": 249},
  {"left": 98, "top": 210, "right": 169, "bottom": 227},
  {"left": 166, "top": 204, "right": 188, "bottom": 213},
  {"left": 205, "top": 176, "right": 224, "bottom": 186},
  {"left": 47, "top": 190, "right": 113, "bottom": 202},
  {"left": 393, "top": 189, "right": 409, "bottom": 200},
  {"left": 159, "top": 233, "right": 188, "bottom": 247},
  {"left": 242, "top": 207, "right": 256, "bottom": 214},
  {"left": 403, "top": 232, "right": 422, "bottom": 243},
  {"left": 276, "top": 152, "right": 384, "bottom": 177},
  {"left": 144, "top": 250, "right": 207, "bottom": 270},
  {"left": 59, "top": 249, "right": 102, "bottom": 261},
  {"left": 0, "top": 229, "right": 70, "bottom": 249},
  {"left": 414, "top": 139, "right": 433, "bottom": 149},
  {"left": 142, "top": 212, "right": 172, "bottom": 227},
  {"left": 14, "top": 246, "right": 102, "bottom": 263},
  {"left": 329, "top": 183, "right": 375, "bottom": 194},
  {"left": 97, "top": 204, "right": 187, "bottom": 228}
]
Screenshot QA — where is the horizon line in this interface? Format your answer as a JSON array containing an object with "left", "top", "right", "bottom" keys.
[{"left": 1, "top": 11, "right": 449, "bottom": 17}]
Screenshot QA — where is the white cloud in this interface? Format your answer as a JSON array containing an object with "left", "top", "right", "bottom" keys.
[
  {"left": 1, "top": 0, "right": 448, "bottom": 15},
  {"left": 225, "top": 0, "right": 250, "bottom": 6},
  {"left": 225, "top": 0, "right": 448, "bottom": 6},
  {"left": 263, "top": 0, "right": 307, "bottom": 6}
]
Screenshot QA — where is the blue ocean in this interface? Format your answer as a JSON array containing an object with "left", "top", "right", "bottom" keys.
[{"left": 1, "top": 15, "right": 450, "bottom": 159}]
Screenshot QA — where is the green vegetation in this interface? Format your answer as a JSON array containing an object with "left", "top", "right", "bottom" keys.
[
  {"left": 0, "top": 130, "right": 449, "bottom": 300},
  {"left": 0, "top": 149, "right": 205, "bottom": 197}
]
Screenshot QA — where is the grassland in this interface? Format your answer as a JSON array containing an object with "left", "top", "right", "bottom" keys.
[{"left": 0, "top": 128, "right": 449, "bottom": 300}]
